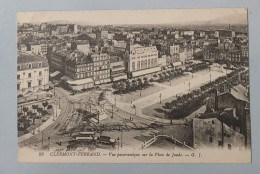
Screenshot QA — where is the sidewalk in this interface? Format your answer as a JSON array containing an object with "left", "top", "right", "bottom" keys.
[{"left": 18, "top": 105, "right": 61, "bottom": 143}]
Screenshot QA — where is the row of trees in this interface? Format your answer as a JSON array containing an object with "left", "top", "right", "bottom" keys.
[
  {"left": 163, "top": 67, "right": 248, "bottom": 123},
  {"left": 185, "top": 62, "right": 209, "bottom": 73},
  {"left": 112, "top": 77, "right": 150, "bottom": 94},
  {"left": 18, "top": 101, "right": 53, "bottom": 131},
  {"left": 153, "top": 69, "right": 184, "bottom": 83}
]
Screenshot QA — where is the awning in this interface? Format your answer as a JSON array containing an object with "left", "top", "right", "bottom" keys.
[
  {"left": 112, "top": 74, "right": 127, "bottom": 81},
  {"left": 67, "top": 78, "right": 93, "bottom": 86},
  {"left": 132, "top": 66, "right": 161, "bottom": 77},
  {"left": 172, "top": 62, "right": 182, "bottom": 67},
  {"left": 50, "top": 71, "right": 60, "bottom": 78}
]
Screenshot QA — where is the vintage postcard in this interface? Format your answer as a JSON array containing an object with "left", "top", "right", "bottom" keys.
[{"left": 17, "top": 8, "right": 250, "bottom": 163}]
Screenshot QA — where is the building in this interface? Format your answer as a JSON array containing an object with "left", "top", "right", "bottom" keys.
[
  {"left": 50, "top": 50, "right": 68, "bottom": 73},
  {"left": 40, "top": 23, "right": 47, "bottom": 31},
  {"left": 110, "top": 56, "right": 127, "bottom": 82},
  {"left": 29, "top": 42, "right": 41, "bottom": 55},
  {"left": 193, "top": 116, "right": 245, "bottom": 150},
  {"left": 90, "top": 53, "right": 111, "bottom": 84},
  {"left": 17, "top": 52, "right": 49, "bottom": 95},
  {"left": 71, "top": 40, "right": 90, "bottom": 54},
  {"left": 95, "top": 30, "right": 108, "bottom": 40},
  {"left": 125, "top": 39, "right": 161, "bottom": 78},
  {"left": 169, "top": 45, "right": 180, "bottom": 55},
  {"left": 87, "top": 33, "right": 96, "bottom": 39}
]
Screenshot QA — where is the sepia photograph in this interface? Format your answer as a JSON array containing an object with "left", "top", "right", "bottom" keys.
[{"left": 16, "top": 8, "right": 250, "bottom": 163}]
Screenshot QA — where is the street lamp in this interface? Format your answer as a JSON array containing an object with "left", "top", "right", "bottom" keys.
[
  {"left": 159, "top": 93, "right": 162, "bottom": 104},
  {"left": 58, "top": 97, "right": 61, "bottom": 109},
  {"left": 55, "top": 100, "right": 57, "bottom": 118},
  {"left": 111, "top": 104, "right": 114, "bottom": 118}
]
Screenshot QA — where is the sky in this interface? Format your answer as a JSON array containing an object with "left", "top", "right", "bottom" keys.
[{"left": 17, "top": 8, "right": 247, "bottom": 25}]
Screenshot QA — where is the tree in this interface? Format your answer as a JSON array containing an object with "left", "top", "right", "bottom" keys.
[
  {"left": 125, "top": 81, "right": 131, "bottom": 92},
  {"left": 37, "top": 107, "right": 43, "bottom": 117},
  {"left": 137, "top": 79, "right": 143, "bottom": 89},
  {"left": 42, "top": 101, "right": 48, "bottom": 111},
  {"left": 32, "top": 104, "right": 38, "bottom": 114},
  {"left": 112, "top": 82, "right": 118, "bottom": 91},
  {"left": 22, "top": 107, "right": 29, "bottom": 116},
  {"left": 143, "top": 77, "right": 149, "bottom": 87},
  {"left": 118, "top": 81, "right": 126, "bottom": 94},
  {"left": 132, "top": 80, "right": 137, "bottom": 90},
  {"left": 47, "top": 105, "right": 53, "bottom": 110}
]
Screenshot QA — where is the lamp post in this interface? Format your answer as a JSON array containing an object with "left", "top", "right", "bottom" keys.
[
  {"left": 159, "top": 93, "right": 162, "bottom": 104},
  {"left": 58, "top": 97, "right": 61, "bottom": 109},
  {"left": 111, "top": 104, "right": 114, "bottom": 118},
  {"left": 139, "top": 86, "right": 142, "bottom": 96},
  {"left": 188, "top": 82, "right": 191, "bottom": 92},
  {"left": 53, "top": 85, "right": 55, "bottom": 96},
  {"left": 55, "top": 100, "right": 57, "bottom": 118}
]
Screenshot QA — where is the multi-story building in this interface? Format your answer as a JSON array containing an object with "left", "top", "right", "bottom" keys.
[
  {"left": 29, "top": 42, "right": 41, "bottom": 55},
  {"left": 125, "top": 39, "right": 161, "bottom": 78},
  {"left": 193, "top": 116, "right": 245, "bottom": 150},
  {"left": 110, "top": 56, "right": 127, "bottom": 82},
  {"left": 169, "top": 45, "right": 180, "bottom": 55},
  {"left": 39, "top": 40, "right": 48, "bottom": 55},
  {"left": 95, "top": 30, "right": 108, "bottom": 40},
  {"left": 17, "top": 52, "right": 49, "bottom": 95},
  {"left": 65, "top": 51, "right": 94, "bottom": 80},
  {"left": 40, "top": 23, "right": 47, "bottom": 31},
  {"left": 90, "top": 53, "right": 111, "bottom": 84},
  {"left": 71, "top": 40, "right": 90, "bottom": 54},
  {"left": 50, "top": 50, "right": 68, "bottom": 73}
]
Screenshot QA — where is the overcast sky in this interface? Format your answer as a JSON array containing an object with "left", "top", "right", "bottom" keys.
[{"left": 17, "top": 8, "right": 247, "bottom": 25}]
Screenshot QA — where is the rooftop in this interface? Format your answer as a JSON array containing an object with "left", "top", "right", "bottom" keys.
[{"left": 17, "top": 52, "right": 46, "bottom": 64}]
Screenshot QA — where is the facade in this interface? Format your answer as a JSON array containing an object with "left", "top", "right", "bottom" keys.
[
  {"left": 29, "top": 43, "right": 41, "bottom": 55},
  {"left": 193, "top": 117, "right": 245, "bottom": 150},
  {"left": 50, "top": 50, "right": 68, "bottom": 73},
  {"left": 17, "top": 53, "right": 49, "bottom": 95},
  {"left": 96, "top": 30, "right": 108, "bottom": 40},
  {"left": 110, "top": 56, "right": 127, "bottom": 81},
  {"left": 91, "top": 53, "right": 111, "bottom": 84},
  {"left": 71, "top": 40, "right": 90, "bottom": 54},
  {"left": 65, "top": 51, "right": 94, "bottom": 80},
  {"left": 125, "top": 40, "right": 160, "bottom": 77}
]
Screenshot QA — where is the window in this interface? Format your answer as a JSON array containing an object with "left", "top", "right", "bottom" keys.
[
  {"left": 218, "top": 140, "right": 222, "bottom": 146},
  {"left": 132, "top": 62, "right": 135, "bottom": 71},
  {"left": 39, "top": 71, "right": 42, "bottom": 76},
  {"left": 212, "top": 120, "right": 215, "bottom": 124},
  {"left": 17, "top": 84, "right": 20, "bottom": 90},
  {"left": 39, "top": 80, "right": 42, "bottom": 86},
  {"left": 28, "top": 73, "right": 31, "bottom": 78},
  {"left": 17, "top": 66, "right": 21, "bottom": 70},
  {"left": 17, "top": 75, "right": 20, "bottom": 79},
  {"left": 28, "top": 64, "right": 32, "bottom": 69},
  {"left": 28, "top": 81, "right": 31, "bottom": 88},
  {"left": 209, "top": 136, "right": 213, "bottom": 143},
  {"left": 38, "top": 62, "right": 42, "bottom": 67},
  {"left": 228, "top": 144, "right": 232, "bottom": 150}
]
